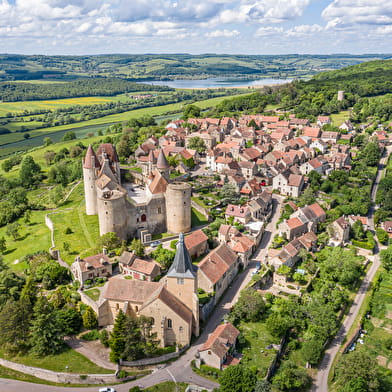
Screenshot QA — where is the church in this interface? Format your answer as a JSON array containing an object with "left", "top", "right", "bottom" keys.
[
  {"left": 82, "top": 143, "right": 192, "bottom": 241},
  {"left": 96, "top": 233, "right": 199, "bottom": 347}
]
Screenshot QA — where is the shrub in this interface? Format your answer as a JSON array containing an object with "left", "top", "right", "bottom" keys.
[
  {"left": 80, "top": 329, "right": 100, "bottom": 341},
  {"left": 65, "top": 227, "right": 73, "bottom": 234},
  {"left": 100, "top": 329, "right": 110, "bottom": 347}
]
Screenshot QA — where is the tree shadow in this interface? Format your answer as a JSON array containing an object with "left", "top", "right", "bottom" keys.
[{"left": 3, "top": 248, "right": 16, "bottom": 255}]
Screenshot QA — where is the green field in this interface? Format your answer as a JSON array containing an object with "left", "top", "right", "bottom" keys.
[
  {"left": 0, "top": 93, "right": 248, "bottom": 158},
  {"left": 330, "top": 110, "right": 350, "bottom": 126},
  {"left": 0, "top": 95, "right": 133, "bottom": 116}
]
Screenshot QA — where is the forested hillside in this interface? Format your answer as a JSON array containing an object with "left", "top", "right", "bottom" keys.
[
  {"left": 0, "top": 53, "right": 389, "bottom": 81},
  {"left": 207, "top": 59, "right": 392, "bottom": 120}
]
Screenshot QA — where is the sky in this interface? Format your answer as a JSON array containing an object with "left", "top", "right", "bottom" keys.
[{"left": 0, "top": 0, "right": 391, "bottom": 55}]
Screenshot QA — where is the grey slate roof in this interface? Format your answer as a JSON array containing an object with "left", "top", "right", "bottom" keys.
[{"left": 167, "top": 233, "right": 196, "bottom": 279}]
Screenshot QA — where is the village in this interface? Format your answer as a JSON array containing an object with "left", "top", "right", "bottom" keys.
[{"left": 64, "top": 100, "right": 392, "bottom": 388}]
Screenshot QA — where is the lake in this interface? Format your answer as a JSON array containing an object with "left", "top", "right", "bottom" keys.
[{"left": 141, "top": 77, "right": 291, "bottom": 89}]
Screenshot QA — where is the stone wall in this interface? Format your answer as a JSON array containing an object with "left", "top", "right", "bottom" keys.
[
  {"left": 0, "top": 357, "right": 117, "bottom": 384},
  {"left": 191, "top": 199, "right": 211, "bottom": 222},
  {"left": 119, "top": 345, "right": 189, "bottom": 367}
]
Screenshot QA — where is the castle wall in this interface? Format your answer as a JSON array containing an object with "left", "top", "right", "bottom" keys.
[
  {"left": 165, "top": 182, "right": 191, "bottom": 234},
  {"left": 83, "top": 167, "right": 97, "bottom": 215}
]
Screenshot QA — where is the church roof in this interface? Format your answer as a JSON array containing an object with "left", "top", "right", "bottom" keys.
[
  {"left": 140, "top": 285, "right": 192, "bottom": 324},
  {"left": 83, "top": 145, "right": 100, "bottom": 169},
  {"left": 167, "top": 233, "right": 195, "bottom": 279},
  {"left": 156, "top": 149, "right": 170, "bottom": 169}
]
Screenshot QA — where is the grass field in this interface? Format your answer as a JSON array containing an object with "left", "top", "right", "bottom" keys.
[
  {"left": 0, "top": 347, "right": 113, "bottom": 374},
  {"left": 330, "top": 110, "right": 350, "bottom": 126},
  {"left": 239, "top": 320, "right": 279, "bottom": 377}
]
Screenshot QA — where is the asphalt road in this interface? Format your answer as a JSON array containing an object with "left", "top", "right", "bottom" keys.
[{"left": 310, "top": 146, "right": 391, "bottom": 392}]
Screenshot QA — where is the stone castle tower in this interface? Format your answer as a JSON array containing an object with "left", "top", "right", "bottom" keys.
[
  {"left": 166, "top": 233, "right": 199, "bottom": 337},
  {"left": 165, "top": 182, "right": 192, "bottom": 234},
  {"left": 83, "top": 144, "right": 192, "bottom": 240}
]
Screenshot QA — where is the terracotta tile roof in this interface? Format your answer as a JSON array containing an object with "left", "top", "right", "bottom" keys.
[
  {"left": 83, "top": 145, "right": 100, "bottom": 169},
  {"left": 303, "top": 126, "right": 321, "bottom": 138},
  {"left": 286, "top": 217, "right": 305, "bottom": 229},
  {"left": 335, "top": 216, "right": 350, "bottom": 229},
  {"left": 308, "top": 203, "right": 326, "bottom": 218},
  {"left": 149, "top": 170, "right": 168, "bottom": 194},
  {"left": 297, "top": 231, "right": 317, "bottom": 249},
  {"left": 318, "top": 116, "right": 331, "bottom": 123},
  {"left": 103, "top": 279, "right": 159, "bottom": 303},
  {"left": 76, "top": 253, "right": 111, "bottom": 272},
  {"left": 96, "top": 143, "right": 119, "bottom": 163},
  {"left": 231, "top": 235, "right": 254, "bottom": 253},
  {"left": 218, "top": 224, "right": 231, "bottom": 237},
  {"left": 185, "top": 230, "right": 208, "bottom": 250},
  {"left": 198, "top": 244, "right": 238, "bottom": 285},
  {"left": 225, "top": 204, "right": 250, "bottom": 218},
  {"left": 288, "top": 174, "right": 303, "bottom": 187},
  {"left": 199, "top": 322, "right": 240, "bottom": 359},
  {"left": 129, "top": 258, "right": 160, "bottom": 276}
]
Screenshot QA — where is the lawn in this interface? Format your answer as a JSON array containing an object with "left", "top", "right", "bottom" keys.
[
  {"left": 50, "top": 185, "right": 100, "bottom": 265},
  {"left": 238, "top": 320, "right": 280, "bottom": 377},
  {"left": 84, "top": 288, "right": 101, "bottom": 302},
  {"left": 144, "top": 381, "right": 188, "bottom": 392},
  {"left": 0, "top": 209, "right": 52, "bottom": 271},
  {"left": 0, "top": 347, "right": 113, "bottom": 374},
  {"left": 191, "top": 208, "right": 209, "bottom": 227}
]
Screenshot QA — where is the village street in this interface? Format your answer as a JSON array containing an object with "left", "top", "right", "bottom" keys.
[{"left": 0, "top": 195, "right": 283, "bottom": 392}]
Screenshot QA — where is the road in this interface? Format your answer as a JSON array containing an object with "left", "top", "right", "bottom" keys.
[
  {"left": 0, "top": 195, "right": 283, "bottom": 392},
  {"left": 311, "top": 146, "right": 391, "bottom": 392}
]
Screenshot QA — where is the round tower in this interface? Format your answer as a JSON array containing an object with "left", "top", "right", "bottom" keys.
[
  {"left": 96, "top": 188, "right": 128, "bottom": 240},
  {"left": 165, "top": 182, "right": 191, "bottom": 234},
  {"left": 83, "top": 145, "right": 100, "bottom": 215}
]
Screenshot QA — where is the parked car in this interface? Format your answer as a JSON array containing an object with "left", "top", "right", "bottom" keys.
[
  {"left": 99, "top": 388, "right": 116, "bottom": 392},
  {"left": 150, "top": 240, "right": 162, "bottom": 248}
]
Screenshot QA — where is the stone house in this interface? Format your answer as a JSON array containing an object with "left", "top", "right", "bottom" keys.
[
  {"left": 225, "top": 204, "right": 251, "bottom": 225},
  {"left": 247, "top": 191, "right": 273, "bottom": 221},
  {"left": 71, "top": 253, "right": 112, "bottom": 286},
  {"left": 292, "top": 203, "right": 326, "bottom": 233},
  {"left": 299, "top": 158, "right": 325, "bottom": 175},
  {"left": 382, "top": 221, "right": 392, "bottom": 237},
  {"left": 328, "top": 216, "right": 351, "bottom": 245},
  {"left": 185, "top": 230, "right": 209, "bottom": 259},
  {"left": 278, "top": 217, "right": 308, "bottom": 241},
  {"left": 118, "top": 251, "right": 161, "bottom": 281},
  {"left": 238, "top": 161, "right": 257, "bottom": 179},
  {"left": 272, "top": 172, "right": 304, "bottom": 197},
  {"left": 197, "top": 244, "right": 239, "bottom": 302},
  {"left": 198, "top": 322, "right": 240, "bottom": 370}
]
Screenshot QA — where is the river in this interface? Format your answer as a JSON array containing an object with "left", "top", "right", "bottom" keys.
[{"left": 141, "top": 77, "right": 291, "bottom": 89}]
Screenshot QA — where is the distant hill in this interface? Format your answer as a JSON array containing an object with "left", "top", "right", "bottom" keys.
[{"left": 0, "top": 53, "right": 390, "bottom": 81}]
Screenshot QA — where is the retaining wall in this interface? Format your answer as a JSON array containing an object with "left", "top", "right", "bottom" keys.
[{"left": 0, "top": 357, "right": 117, "bottom": 384}]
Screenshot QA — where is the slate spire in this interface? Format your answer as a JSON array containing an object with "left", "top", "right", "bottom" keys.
[{"left": 167, "top": 233, "right": 195, "bottom": 278}]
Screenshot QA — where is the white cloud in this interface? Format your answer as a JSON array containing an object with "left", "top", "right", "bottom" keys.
[
  {"left": 322, "top": 1, "right": 392, "bottom": 28},
  {"left": 205, "top": 29, "right": 240, "bottom": 37},
  {"left": 255, "top": 26, "right": 283, "bottom": 36},
  {"left": 286, "top": 24, "right": 323, "bottom": 36}
]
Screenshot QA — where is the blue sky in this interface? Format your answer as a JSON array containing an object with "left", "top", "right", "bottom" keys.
[{"left": 0, "top": 1, "right": 391, "bottom": 55}]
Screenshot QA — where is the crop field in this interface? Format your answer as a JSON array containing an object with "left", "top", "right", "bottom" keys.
[
  {"left": 0, "top": 92, "right": 248, "bottom": 157},
  {"left": 0, "top": 94, "right": 134, "bottom": 116}
]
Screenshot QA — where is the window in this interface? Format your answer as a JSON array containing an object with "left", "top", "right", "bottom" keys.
[
  {"left": 208, "top": 350, "right": 211, "bottom": 355},
  {"left": 141, "top": 214, "right": 147, "bottom": 222},
  {"left": 135, "top": 306, "right": 139, "bottom": 312},
  {"left": 179, "top": 326, "right": 183, "bottom": 332},
  {"left": 116, "top": 303, "right": 119, "bottom": 310},
  {"left": 158, "top": 207, "right": 162, "bottom": 214},
  {"left": 167, "top": 319, "right": 172, "bottom": 328},
  {"left": 177, "top": 278, "right": 184, "bottom": 285}
]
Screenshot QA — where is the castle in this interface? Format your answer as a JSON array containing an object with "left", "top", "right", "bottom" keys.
[{"left": 83, "top": 143, "right": 192, "bottom": 241}]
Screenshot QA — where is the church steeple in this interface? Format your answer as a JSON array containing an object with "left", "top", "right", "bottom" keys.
[
  {"left": 167, "top": 233, "right": 195, "bottom": 279},
  {"left": 165, "top": 232, "right": 199, "bottom": 337}
]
